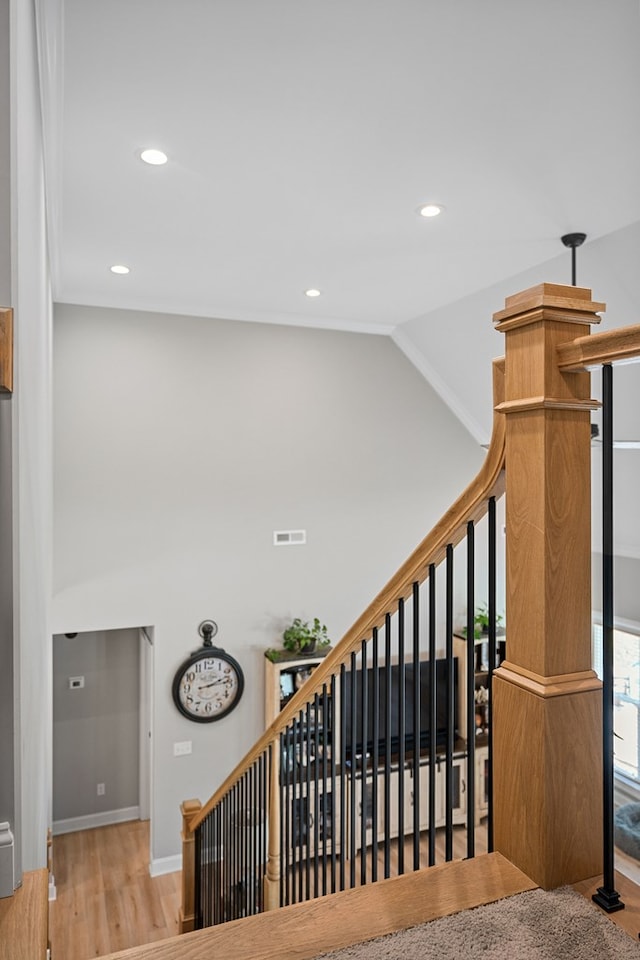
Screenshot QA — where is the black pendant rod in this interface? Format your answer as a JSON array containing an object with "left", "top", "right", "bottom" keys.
[{"left": 561, "top": 232, "right": 586, "bottom": 286}]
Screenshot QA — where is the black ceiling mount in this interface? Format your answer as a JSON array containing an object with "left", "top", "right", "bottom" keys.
[{"left": 561, "top": 233, "right": 587, "bottom": 286}]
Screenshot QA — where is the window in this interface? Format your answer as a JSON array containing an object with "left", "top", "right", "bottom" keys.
[{"left": 593, "top": 621, "right": 640, "bottom": 784}]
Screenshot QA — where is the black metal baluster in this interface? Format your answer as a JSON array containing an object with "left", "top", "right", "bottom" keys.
[
  {"left": 223, "top": 796, "right": 229, "bottom": 921},
  {"left": 339, "top": 664, "right": 347, "bottom": 892},
  {"left": 349, "top": 651, "right": 357, "bottom": 888},
  {"left": 428, "top": 565, "right": 437, "bottom": 867},
  {"left": 321, "top": 684, "right": 329, "bottom": 897},
  {"left": 360, "top": 640, "right": 369, "bottom": 885},
  {"left": 210, "top": 811, "right": 215, "bottom": 924},
  {"left": 293, "top": 717, "right": 301, "bottom": 904},
  {"left": 211, "top": 812, "right": 215, "bottom": 925},
  {"left": 487, "top": 495, "right": 496, "bottom": 853},
  {"left": 371, "top": 627, "right": 380, "bottom": 882},
  {"left": 304, "top": 708, "right": 311, "bottom": 902},
  {"left": 200, "top": 818, "right": 205, "bottom": 928},
  {"left": 330, "top": 675, "right": 337, "bottom": 894},
  {"left": 228, "top": 794, "right": 234, "bottom": 919},
  {"left": 214, "top": 803, "right": 221, "bottom": 924},
  {"left": 195, "top": 823, "right": 202, "bottom": 928},
  {"left": 253, "top": 754, "right": 258, "bottom": 913},
  {"left": 239, "top": 781, "right": 245, "bottom": 917},
  {"left": 233, "top": 784, "right": 239, "bottom": 919},
  {"left": 227, "top": 789, "right": 233, "bottom": 920},
  {"left": 412, "top": 581, "right": 421, "bottom": 871},
  {"left": 384, "top": 612, "right": 392, "bottom": 879},
  {"left": 225, "top": 793, "right": 231, "bottom": 921},
  {"left": 282, "top": 731, "right": 290, "bottom": 906},
  {"left": 202, "top": 811, "right": 207, "bottom": 927},
  {"left": 313, "top": 695, "right": 320, "bottom": 899},
  {"left": 248, "top": 766, "right": 255, "bottom": 915},
  {"left": 593, "top": 363, "right": 624, "bottom": 912},
  {"left": 260, "top": 752, "right": 267, "bottom": 911},
  {"left": 242, "top": 775, "right": 248, "bottom": 916},
  {"left": 222, "top": 797, "right": 229, "bottom": 921},
  {"left": 445, "top": 543, "right": 454, "bottom": 862},
  {"left": 210, "top": 812, "right": 215, "bottom": 926},
  {"left": 398, "top": 598, "right": 406, "bottom": 875},
  {"left": 466, "top": 520, "right": 475, "bottom": 859}
]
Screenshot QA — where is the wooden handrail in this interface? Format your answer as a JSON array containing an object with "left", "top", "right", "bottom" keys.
[
  {"left": 188, "top": 356, "right": 506, "bottom": 832},
  {"left": 557, "top": 322, "right": 640, "bottom": 371},
  {"left": 0, "top": 307, "right": 13, "bottom": 394}
]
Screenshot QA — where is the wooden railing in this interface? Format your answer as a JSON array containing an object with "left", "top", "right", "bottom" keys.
[
  {"left": 180, "top": 355, "right": 507, "bottom": 930},
  {"left": 181, "top": 282, "right": 640, "bottom": 934}
]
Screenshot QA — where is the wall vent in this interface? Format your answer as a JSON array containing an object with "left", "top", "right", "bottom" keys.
[{"left": 273, "top": 529, "right": 307, "bottom": 546}]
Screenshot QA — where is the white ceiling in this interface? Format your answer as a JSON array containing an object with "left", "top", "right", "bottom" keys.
[{"left": 45, "top": 0, "right": 640, "bottom": 334}]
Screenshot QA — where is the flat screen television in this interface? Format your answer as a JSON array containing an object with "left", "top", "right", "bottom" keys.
[{"left": 343, "top": 657, "right": 458, "bottom": 761}]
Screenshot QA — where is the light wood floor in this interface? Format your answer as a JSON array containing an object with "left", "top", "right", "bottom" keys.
[
  {"left": 50, "top": 820, "right": 181, "bottom": 960},
  {"left": 50, "top": 819, "right": 485, "bottom": 958},
  {"left": 50, "top": 817, "right": 640, "bottom": 959}
]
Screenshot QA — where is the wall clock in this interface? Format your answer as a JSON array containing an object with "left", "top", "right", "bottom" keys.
[{"left": 172, "top": 620, "right": 244, "bottom": 723}]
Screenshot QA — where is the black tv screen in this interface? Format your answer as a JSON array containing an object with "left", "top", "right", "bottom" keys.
[{"left": 343, "top": 657, "right": 458, "bottom": 760}]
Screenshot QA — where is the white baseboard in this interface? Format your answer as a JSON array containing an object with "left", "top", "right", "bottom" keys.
[
  {"left": 150, "top": 853, "right": 182, "bottom": 877},
  {"left": 52, "top": 805, "right": 140, "bottom": 836}
]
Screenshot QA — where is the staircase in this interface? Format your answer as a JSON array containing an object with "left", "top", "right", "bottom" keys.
[{"left": 93, "top": 284, "right": 640, "bottom": 960}]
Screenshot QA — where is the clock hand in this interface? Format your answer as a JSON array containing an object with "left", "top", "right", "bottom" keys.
[{"left": 198, "top": 679, "right": 229, "bottom": 690}]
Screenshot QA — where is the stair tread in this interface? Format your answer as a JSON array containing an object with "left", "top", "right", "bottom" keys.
[{"left": 99, "top": 852, "right": 536, "bottom": 960}]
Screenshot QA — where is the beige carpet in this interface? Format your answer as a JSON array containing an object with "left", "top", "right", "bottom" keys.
[{"left": 319, "top": 887, "right": 640, "bottom": 959}]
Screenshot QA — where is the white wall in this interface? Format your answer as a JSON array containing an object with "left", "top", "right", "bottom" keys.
[{"left": 52, "top": 303, "right": 486, "bottom": 865}]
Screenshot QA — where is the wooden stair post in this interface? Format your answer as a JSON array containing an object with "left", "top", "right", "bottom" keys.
[
  {"left": 263, "top": 742, "right": 281, "bottom": 911},
  {"left": 492, "top": 283, "right": 603, "bottom": 889},
  {"left": 180, "top": 799, "right": 201, "bottom": 934}
]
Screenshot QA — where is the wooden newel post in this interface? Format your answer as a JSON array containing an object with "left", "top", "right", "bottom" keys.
[
  {"left": 263, "top": 741, "right": 281, "bottom": 911},
  {"left": 492, "top": 283, "right": 604, "bottom": 889},
  {"left": 180, "top": 799, "right": 201, "bottom": 934}
]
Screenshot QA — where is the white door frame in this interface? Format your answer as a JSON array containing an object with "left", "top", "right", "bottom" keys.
[{"left": 139, "top": 626, "right": 153, "bottom": 821}]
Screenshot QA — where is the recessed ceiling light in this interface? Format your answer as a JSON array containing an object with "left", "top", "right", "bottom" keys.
[
  {"left": 305, "top": 289, "right": 321, "bottom": 298},
  {"left": 140, "top": 148, "right": 168, "bottom": 166},
  {"left": 110, "top": 264, "right": 130, "bottom": 275},
  {"left": 418, "top": 203, "right": 443, "bottom": 218}
]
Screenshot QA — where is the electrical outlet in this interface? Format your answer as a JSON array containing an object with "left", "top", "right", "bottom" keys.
[
  {"left": 97, "top": 783, "right": 105, "bottom": 796},
  {"left": 68, "top": 676, "right": 85, "bottom": 689},
  {"left": 173, "top": 741, "right": 192, "bottom": 757}
]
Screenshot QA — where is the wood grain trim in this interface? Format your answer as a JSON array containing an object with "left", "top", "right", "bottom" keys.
[
  {"left": 0, "top": 307, "right": 13, "bottom": 394},
  {"left": 188, "top": 357, "right": 507, "bottom": 832},
  {"left": 501, "top": 282, "right": 594, "bottom": 307},
  {"left": 0, "top": 868, "right": 48, "bottom": 960},
  {"left": 557, "top": 322, "right": 640, "bottom": 372},
  {"left": 97, "top": 853, "right": 537, "bottom": 960},
  {"left": 494, "top": 662, "right": 602, "bottom": 698},
  {"left": 496, "top": 397, "right": 600, "bottom": 414},
  {"left": 492, "top": 283, "right": 605, "bottom": 327},
  {"left": 494, "top": 309, "right": 603, "bottom": 333}
]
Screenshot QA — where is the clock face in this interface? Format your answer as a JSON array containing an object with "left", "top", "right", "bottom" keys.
[{"left": 172, "top": 648, "right": 244, "bottom": 722}]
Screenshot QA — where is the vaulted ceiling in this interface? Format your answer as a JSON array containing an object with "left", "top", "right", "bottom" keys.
[{"left": 46, "top": 0, "right": 640, "bottom": 337}]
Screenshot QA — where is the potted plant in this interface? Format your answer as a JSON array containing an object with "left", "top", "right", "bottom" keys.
[
  {"left": 460, "top": 604, "right": 504, "bottom": 639},
  {"left": 473, "top": 603, "right": 504, "bottom": 639},
  {"left": 282, "top": 617, "right": 330, "bottom": 656}
]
